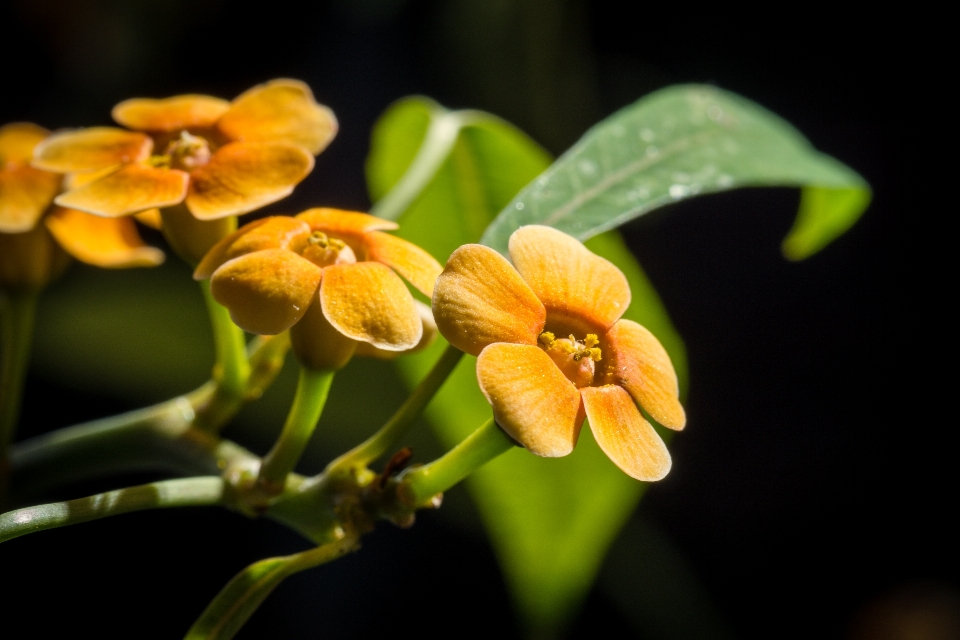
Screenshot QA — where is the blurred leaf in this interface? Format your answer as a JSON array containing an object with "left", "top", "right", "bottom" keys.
[
  {"left": 367, "top": 97, "right": 687, "bottom": 632},
  {"left": 480, "top": 84, "right": 870, "bottom": 260}
]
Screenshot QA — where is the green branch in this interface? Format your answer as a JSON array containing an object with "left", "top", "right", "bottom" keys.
[
  {"left": 195, "top": 281, "right": 251, "bottom": 432},
  {"left": 185, "top": 533, "right": 359, "bottom": 640},
  {"left": 0, "top": 476, "right": 226, "bottom": 543}
]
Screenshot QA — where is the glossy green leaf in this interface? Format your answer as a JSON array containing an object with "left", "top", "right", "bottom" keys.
[
  {"left": 367, "top": 97, "right": 687, "bottom": 632},
  {"left": 480, "top": 84, "right": 870, "bottom": 260}
]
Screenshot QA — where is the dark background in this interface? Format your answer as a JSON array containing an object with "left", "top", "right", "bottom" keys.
[{"left": 1, "top": 1, "right": 953, "bottom": 638}]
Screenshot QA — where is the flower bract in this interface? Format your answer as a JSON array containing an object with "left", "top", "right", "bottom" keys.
[
  {"left": 432, "top": 225, "right": 686, "bottom": 481},
  {"left": 195, "top": 208, "right": 442, "bottom": 370}
]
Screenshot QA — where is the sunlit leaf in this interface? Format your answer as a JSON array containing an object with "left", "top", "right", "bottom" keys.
[
  {"left": 480, "top": 84, "right": 870, "bottom": 260},
  {"left": 367, "top": 97, "right": 687, "bottom": 632}
]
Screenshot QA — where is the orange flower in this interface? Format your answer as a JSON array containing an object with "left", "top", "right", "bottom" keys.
[
  {"left": 1, "top": 123, "right": 162, "bottom": 290},
  {"left": 30, "top": 79, "right": 336, "bottom": 222},
  {"left": 194, "top": 208, "right": 442, "bottom": 370},
  {"left": 432, "top": 226, "right": 686, "bottom": 481}
]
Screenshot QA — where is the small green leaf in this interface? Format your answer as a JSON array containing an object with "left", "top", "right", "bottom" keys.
[
  {"left": 367, "top": 98, "right": 687, "bottom": 633},
  {"left": 480, "top": 84, "right": 870, "bottom": 259}
]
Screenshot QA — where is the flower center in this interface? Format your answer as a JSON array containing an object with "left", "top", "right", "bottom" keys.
[
  {"left": 538, "top": 331, "right": 602, "bottom": 388},
  {"left": 149, "top": 131, "right": 212, "bottom": 171},
  {"left": 301, "top": 231, "right": 357, "bottom": 267}
]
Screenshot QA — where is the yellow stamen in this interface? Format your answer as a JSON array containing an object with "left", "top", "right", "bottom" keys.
[{"left": 538, "top": 331, "right": 556, "bottom": 348}]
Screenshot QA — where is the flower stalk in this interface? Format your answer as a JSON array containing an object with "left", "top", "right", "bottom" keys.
[
  {"left": 399, "top": 417, "right": 516, "bottom": 507},
  {"left": 326, "top": 343, "right": 463, "bottom": 474},
  {"left": 0, "top": 290, "right": 39, "bottom": 487},
  {"left": 256, "top": 367, "right": 335, "bottom": 495}
]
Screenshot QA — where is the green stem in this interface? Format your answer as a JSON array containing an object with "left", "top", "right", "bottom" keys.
[
  {"left": 198, "top": 280, "right": 250, "bottom": 429},
  {"left": 327, "top": 344, "right": 463, "bottom": 473},
  {"left": 185, "top": 534, "right": 359, "bottom": 640},
  {"left": 0, "top": 476, "right": 226, "bottom": 543},
  {"left": 257, "top": 367, "right": 335, "bottom": 494},
  {"left": 400, "top": 417, "right": 515, "bottom": 506},
  {"left": 0, "top": 291, "right": 38, "bottom": 464}
]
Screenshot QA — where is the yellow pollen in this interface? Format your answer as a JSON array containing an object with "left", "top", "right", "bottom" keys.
[
  {"left": 538, "top": 331, "right": 556, "bottom": 348},
  {"left": 539, "top": 331, "right": 601, "bottom": 362}
]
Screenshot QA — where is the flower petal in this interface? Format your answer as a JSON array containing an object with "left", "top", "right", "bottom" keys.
[
  {"left": 509, "top": 225, "right": 630, "bottom": 332},
  {"left": 364, "top": 231, "right": 442, "bottom": 297},
  {"left": 320, "top": 262, "right": 422, "bottom": 351},
  {"left": 185, "top": 141, "right": 313, "bottom": 220},
  {"left": 0, "top": 166, "right": 61, "bottom": 232},
  {"left": 354, "top": 300, "right": 438, "bottom": 360},
  {"left": 217, "top": 79, "right": 338, "bottom": 154},
  {"left": 112, "top": 95, "right": 231, "bottom": 132},
  {"left": 477, "top": 343, "right": 582, "bottom": 457},
  {"left": 432, "top": 244, "right": 545, "bottom": 356},
  {"left": 602, "top": 319, "right": 685, "bottom": 430},
  {"left": 194, "top": 216, "right": 310, "bottom": 279},
  {"left": 582, "top": 385, "right": 671, "bottom": 481},
  {"left": 45, "top": 206, "right": 164, "bottom": 268},
  {"left": 0, "top": 223, "right": 71, "bottom": 290},
  {"left": 32, "top": 127, "right": 153, "bottom": 173},
  {"left": 290, "top": 294, "right": 358, "bottom": 371},
  {"left": 295, "top": 207, "right": 398, "bottom": 234},
  {"left": 210, "top": 249, "right": 322, "bottom": 335},
  {"left": 134, "top": 208, "right": 163, "bottom": 229},
  {"left": 55, "top": 164, "right": 189, "bottom": 217},
  {"left": 0, "top": 122, "right": 50, "bottom": 164}
]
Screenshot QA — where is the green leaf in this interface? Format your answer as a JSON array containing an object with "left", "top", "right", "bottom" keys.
[
  {"left": 367, "top": 97, "right": 687, "bottom": 632},
  {"left": 480, "top": 84, "right": 870, "bottom": 260}
]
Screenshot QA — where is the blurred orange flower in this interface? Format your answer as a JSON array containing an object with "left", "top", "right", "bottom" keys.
[
  {"left": 1, "top": 122, "right": 162, "bottom": 289},
  {"left": 432, "top": 225, "right": 685, "bottom": 481},
  {"left": 30, "top": 79, "right": 336, "bottom": 222},
  {"left": 195, "top": 208, "right": 441, "bottom": 370}
]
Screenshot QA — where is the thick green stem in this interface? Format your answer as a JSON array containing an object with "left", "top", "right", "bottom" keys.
[
  {"left": 185, "top": 533, "right": 359, "bottom": 640},
  {"left": 327, "top": 344, "right": 463, "bottom": 473},
  {"left": 0, "top": 291, "right": 38, "bottom": 465},
  {"left": 197, "top": 280, "right": 250, "bottom": 431},
  {"left": 0, "top": 476, "right": 226, "bottom": 543},
  {"left": 400, "top": 417, "right": 515, "bottom": 506},
  {"left": 257, "top": 367, "right": 335, "bottom": 494}
]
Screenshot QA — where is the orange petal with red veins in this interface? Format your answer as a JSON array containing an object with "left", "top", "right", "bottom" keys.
[
  {"left": 582, "top": 385, "right": 671, "bottom": 481},
  {"left": 320, "top": 262, "right": 422, "bottom": 351},
  {"left": 185, "top": 141, "right": 313, "bottom": 220},
  {"left": 364, "top": 231, "right": 442, "bottom": 297},
  {"left": 194, "top": 216, "right": 310, "bottom": 279},
  {"left": 217, "top": 79, "right": 338, "bottom": 154},
  {"left": 477, "top": 343, "right": 582, "bottom": 457},
  {"left": 134, "top": 208, "right": 163, "bottom": 229},
  {"left": 210, "top": 249, "right": 322, "bottom": 335},
  {"left": 55, "top": 164, "right": 189, "bottom": 217},
  {"left": 112, "top": 95, "right": 231, "bottom": 132},
  {"left": 432, "top": 244, "right": 545, "bottom": 356},
  {"left": 0, "top": 122, "right": 50, "bottom": 163},
  {"left": 603, "top": 319, "right": 685, "bottom": 430},
  {"left": 0, "top": 166, "right": 61, "bottom": 233},
  {"left": 45, "top": 207, "right": 164, "bottom": 268},
  {"left": 295, "top": 208, "right": 398, "bottom": 234},
  {"left": 509, "top": 225, "right": 630, "bottom": 332},
  {"left": 32, "top": 127, "right": 153, "bottom": 173}
]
